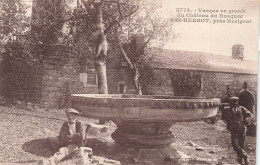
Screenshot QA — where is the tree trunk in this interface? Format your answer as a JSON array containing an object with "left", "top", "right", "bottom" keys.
[
  {"left": 133, "top": 64, "right": 142, "bottom": 95},
  {"left": 117, "top": 36, "right": 142, "bottom": 95},
  {"left": 94, "top": 56, "right": 108, "bottom": 94},
  {"left": 94, "top": 3, "right": 108, "bottom": 94}
]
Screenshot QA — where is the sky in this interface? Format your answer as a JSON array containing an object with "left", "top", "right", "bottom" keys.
[{"left": 162, "top": 0, "right": 259, "bottom": 61}]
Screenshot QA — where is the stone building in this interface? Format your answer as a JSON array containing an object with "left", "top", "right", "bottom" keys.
[
  {"left": 0, "top": 44, "right": 92, "bottom": 108},
  {"left": 2, "top": 1, "right": 256, "bottom": 110},
  {"left": 105, "top": 46, "right": 258, "bottom": 100},
  {"left": 0, "top": 43, "right": 257, "bottom": 109}
]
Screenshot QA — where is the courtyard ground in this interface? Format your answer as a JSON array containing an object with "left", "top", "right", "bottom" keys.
[{"left": 0, "top": 105, "right": 256, "bottom": 165}]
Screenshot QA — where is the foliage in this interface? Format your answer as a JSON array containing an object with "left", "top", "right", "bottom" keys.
[
  {"left": 1, "top": 0, "right": 73, "bottom": 64},
  {"left": 30, "top": 0, "right": 68, "bottom": 44},
  {"left": 1, "top": 0, "right": 177, "bottom": 96},
  {"left": 111, "top": 0, "right": 175, "bottom": 94},
  {"left": 0, "top": 0, "right": 30, "bottom": 52},
  {"left": 1, "top": 50, "right": 42, "bottom": 103},
  {"left": 70, "top": 0, "right": 175, "bottom": 63},
  {"left": 116, "top": 0, "right": 175, "bottom": 48},
  {"left": 75, "top": 0, "right": 175, "bottom": 94}
]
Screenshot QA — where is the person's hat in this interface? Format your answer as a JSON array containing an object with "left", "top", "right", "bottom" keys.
[
  {"left": 229, "top": 97, "right": 239, "bottom": 102},
  {"left": 65, "top": 108, "right": 81, "bottom": 115}
]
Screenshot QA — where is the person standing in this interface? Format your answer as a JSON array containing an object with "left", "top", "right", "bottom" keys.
[
  {"left": 222, "top": 97, "right": 253, "bottom": 165},
  {"left": 238, "top": 82, "right": 255, "bottom": 118},
  {"left": 222, "top": 86, "right": 232, "bottom": 103}
]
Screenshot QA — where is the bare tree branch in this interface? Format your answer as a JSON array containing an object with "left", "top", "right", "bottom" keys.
[
  {"left": 103, "top": 0, "right": 139, "bottom": 6},
  {"left": 102, "top": 0, "right": 159, "bottom": 7},
  {"left": 143, "top": 28, "right": 155, "bottom": 48},
  {"left": 117, "top": 0, "right": 123, "bottom": 20},
  {"left": 116, "top": 34, "right": 134, "bottom": 69},
  {"left": 104, "top": 4, "right": 139, "bottom": 34}
]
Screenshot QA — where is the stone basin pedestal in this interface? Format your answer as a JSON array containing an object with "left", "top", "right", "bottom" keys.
[
  {"left": 111, "top": 121, "right": 175, "bottom": 148},
  {"left": 71, "top": 94, "right": 220, "bottom": 163}
]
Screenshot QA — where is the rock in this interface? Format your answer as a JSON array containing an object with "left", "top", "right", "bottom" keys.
[
  {"left": 15, "top": 101, "right": 22, "bottom": 105},
  {"left": 73, "top": 147, "right": 119, "bottom": 165},
  {"left": 100, "top": 126, "right": 108, "bottom": 133},
  {"left": 73, "top": 147, "right": 93, "bottom": 165},
  {"left": 133, "top": 158, "right": 139, "bottom": 163},
  {"left": 103, "top": 158, "right": 121, "bottom": 165},
  {"left": 25, "top": 102, "right": 34, "bottom": 111},
  {"left": 91, "top": 159, "right": 100, "bottom": 164},
  {"left": 92, "top": 156, "right": 121, "bottom": 165},
  {"left": 195, "top": 146, "right": 205, "bottom": 151},
  {"left": 187, "top": 141, "right": 196, "bottom": 146},
  {"left": 209, "top": 150, "right": 216, "bottom": 154}
]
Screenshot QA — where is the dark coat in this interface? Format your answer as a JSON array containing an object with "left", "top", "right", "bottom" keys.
[
  {"left": 59, "top": 120, "right": 85, "bottom": 147},
  {"left": 222, "top": 105, "right": 253, "bottom": 132}
]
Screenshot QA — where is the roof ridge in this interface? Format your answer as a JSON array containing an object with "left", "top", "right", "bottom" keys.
[
  {"left": 145, "top": 47, "right": 255, "bottom": 62},
  {"left": 144, "top": 47, "right": 258, "bottom": 74}
]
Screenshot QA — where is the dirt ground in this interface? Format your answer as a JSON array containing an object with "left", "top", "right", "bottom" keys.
[{"left": 0, "top": 106, "right": 256, "bottom": 165}]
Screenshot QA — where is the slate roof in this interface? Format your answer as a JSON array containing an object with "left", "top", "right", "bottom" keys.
[{"left": 143, "top": 47, "right": 258, "bottom": 74}]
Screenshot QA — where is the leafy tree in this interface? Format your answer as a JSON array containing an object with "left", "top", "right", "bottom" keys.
[
  {"left": 78, "top": 0, "right": 175, "bottom": 94},
  {"left": 0, "top": 0, "right": 30, "bottom": 53},
  {"left": 2, "top": 0, "right": 175, "bottom": 95},
  {"left": 0, "top": 0, "right": 32, "bottom": 101},
  {"left": 114, "top": 0, "right": 175, "bottom": 94}
]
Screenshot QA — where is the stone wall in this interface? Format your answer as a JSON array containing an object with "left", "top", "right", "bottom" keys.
[
  {"left": 107, "top": 67, "right": 257, "bottom": 100},
  {"left": 201, "top": 72, "right": 257, "bottom": 98},
  {"left": 40, "top": 45, "right": 97, "bottom": 108},
  {"left": 107, "top": 67, "right": 136, "bottom": 94},
  {"left": 146, "top": 69, "right": 173, "bottom": 95},
  {"left": 106, "top": 68, "right": 173, "bottom": 95},
  {"left": 170, "top": 69, "right": 257, "bottom": 99},
  {"left": 1, "top": 46, "right": 257, "bottom": 108},
  {"left": 0, "top": 44, "right": 98, "bottom": 108}
]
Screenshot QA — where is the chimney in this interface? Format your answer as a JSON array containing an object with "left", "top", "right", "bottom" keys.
[{"left": 232, "top": 44, "right": 244, "bottom": 61}]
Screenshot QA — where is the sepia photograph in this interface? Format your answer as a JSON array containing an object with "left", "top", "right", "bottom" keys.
[{"left": 0, "top": 0, "right": 259, "bottom": 164}]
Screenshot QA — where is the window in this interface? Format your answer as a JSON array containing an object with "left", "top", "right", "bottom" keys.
[{"left": 119, "top": 84, "right": 124, "bottom": 94}]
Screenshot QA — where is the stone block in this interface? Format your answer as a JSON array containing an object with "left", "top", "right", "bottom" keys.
[
  {"left": 80, "top": 73, "right": 88, "bottom": 84},
  {"left": 91, "top": 156, "right": 121, "bottom": 165},
  {"left": 137, "top": 149, "right": 164, "bottom": 161}
]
